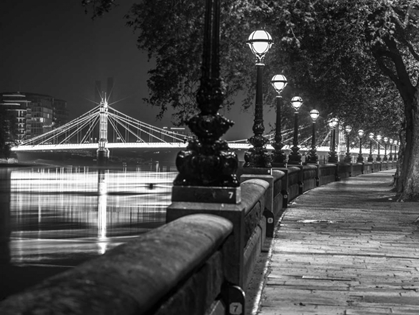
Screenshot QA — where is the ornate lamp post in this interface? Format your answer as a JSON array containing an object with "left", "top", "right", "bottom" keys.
[
  {"left": 173, "top": 0, "right": 239, "bottom": 189},
  {"left": 244, "top": 30, "right": 273, "bottom": 168},
  {"left": 357, "top": 129, "right": 364, "bottom": 163},
  {"left": 376, "top": 134, "right": 382, "bottom": 161},
  {"left": 307, "top": 109, "right": 320, "bottom": 164},
  {"left": 288, "top": 96, "right": 303, "bottom": 165},
  {"left": 389, "top": 138, "right": 393, "bottom": 161},
  {"left": 368, "top": 132, "right": 374, "bottom": 162},
  {"left": 271, "top": 74, "right": 288, "bottom": 167},
  {"left": 327, "top": 118, "right": 338, "bottom": 163},
  {"left": 344, "top": 125, "right": 352, "bottom": 163},
  {"left": 383, "top": 137, "right": 388, "bottom": 161}
]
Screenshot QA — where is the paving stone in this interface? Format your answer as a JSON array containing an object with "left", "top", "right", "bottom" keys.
[{"left": 253, "top": 170, "right": 419, "bottom": 315}]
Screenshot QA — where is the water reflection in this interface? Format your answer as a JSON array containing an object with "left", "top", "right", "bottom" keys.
[{"left": 2, "top": 167, "right": 176, "bottom": 267}]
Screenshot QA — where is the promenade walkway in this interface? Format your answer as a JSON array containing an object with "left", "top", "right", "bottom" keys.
[{"left": 253, "top": 170, "right": 418, "bottom": 315}]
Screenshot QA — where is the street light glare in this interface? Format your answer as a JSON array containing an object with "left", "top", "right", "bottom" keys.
[
  {"left": 309, "top": 109, "right": 319, "bottom": 121},
  {"left": 247, "top": 30, "right": 273, "bottom": 61},
  {"left": 291, "top": 96, "right": 303, "bottom": 111},
  {"left": 271, "top": 74, "right": 287, "bottom": 94},
  {"left": 328, "top": 118, "right": 338, "bottom": 129}
]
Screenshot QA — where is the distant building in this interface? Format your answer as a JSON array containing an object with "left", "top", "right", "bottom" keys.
[
  {"left": 53, "top": 98, "right": 69, "bottom": 128},
  {"left": 0, "top": 92, "right": 31, "bottom": 141},
  {"left": 0, "top": 92, "right": 69, "bottom": 141}
]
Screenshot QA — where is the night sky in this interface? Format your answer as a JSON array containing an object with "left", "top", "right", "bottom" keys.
[{"left": 0, "top": 0, "right": 276, "bottom": 141}]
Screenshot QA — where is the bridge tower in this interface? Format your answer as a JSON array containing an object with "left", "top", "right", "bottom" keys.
[{"left": 97, "top": 93, "right": 110, "bottom": 164}]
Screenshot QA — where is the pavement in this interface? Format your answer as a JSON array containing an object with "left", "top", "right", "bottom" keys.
[{"left": 249, "top": 170, "right": 418, "bottom": 315}]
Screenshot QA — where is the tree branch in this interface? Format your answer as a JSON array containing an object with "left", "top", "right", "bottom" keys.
[
  {"left": 371, "top": 47, "right": 400, "bottom": 84},
  {"left": 389, "top": 15, "right": 419, "bottom": 60},
  {"left": 382, "top": 35, "right": 416, "bottom": 88}
]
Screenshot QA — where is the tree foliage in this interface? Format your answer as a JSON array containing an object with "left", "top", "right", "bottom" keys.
[{"left": 83, "top": 0, "right": 418, "bottom": 200}]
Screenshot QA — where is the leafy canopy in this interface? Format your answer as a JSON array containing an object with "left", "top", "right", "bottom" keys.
[{"left": 83, "top": 0, "right": 418, "bottom": 139}]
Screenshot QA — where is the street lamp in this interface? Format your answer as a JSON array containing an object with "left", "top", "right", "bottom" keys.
[
  {"left": 307, "top": 109, "right": 320, "bottom": 164},
  {"left": 357, "top": 130, "right": 364, "bottom": 163},
  {"left": 288, "top": 96, "right": 303, "bottom": 165},
  {"left": 389, "top": 138, "right": 393, "bottom": 161},
  {"left": 172, "top": 0, "right": 239, "bottom": 188},
  {"left": 244, "top": 30, "right": 273, "bottom": 168},
  {"left": 368, "top": 132, "right": 374, "bottom": 162},
  {"left": 383, "top": 137, "right": 388, "bottom": 161},
  {"left": 344, "top": 125, "right": 352, "bottom": 163},
  {"left": 271, "top": 74, "right": 288, "bottom": 167},
  {"left": 327, "top": 118, "right": 339, "bottom": 163},
  {"left": 376, "top": 134, "right": 382, "bottom": 161}
]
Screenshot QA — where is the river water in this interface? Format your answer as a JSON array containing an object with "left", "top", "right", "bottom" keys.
[{"left": 0, "top": 166, "right": 176, "bottom": 299}]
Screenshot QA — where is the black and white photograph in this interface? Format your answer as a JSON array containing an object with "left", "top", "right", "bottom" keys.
[{"left": 0, "top": 0, "right": 418, "bottom": 314}]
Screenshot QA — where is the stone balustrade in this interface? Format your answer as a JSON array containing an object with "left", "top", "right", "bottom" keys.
[{"left": 0, "top": 161, "right": 397, "bottom": 315}]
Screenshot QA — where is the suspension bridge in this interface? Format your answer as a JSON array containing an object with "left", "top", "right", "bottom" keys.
[{"left": 11, "top": 94, "right": 368, "bottom": 166}]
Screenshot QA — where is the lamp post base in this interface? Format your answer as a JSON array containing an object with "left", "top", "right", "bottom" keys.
[
  {"left": 306, "top": 149, "right": 318, "bottom": 164},
  {"left": 243, "top": 148, "right": 272, "bottom": 168},
  {"left": 356, "top": 155, "right": 364, "bottom": 163},
  {"left": 244, "top": 134, "right": 272, "bottom": 168},
  {"left": 327, "top": 151, "right": 338, "bottom": 163},
  {"left": 174, "top": 137, "right": 239, "bottom": 187},
  {"left": 288, "top": 146, "right": 302, "bottom": 165},
  {"left": 272, "top": 149, "right": 287, "bottom": 166},
  {"left": 343, "top": 153, "right": 352, "bottom": 163}
]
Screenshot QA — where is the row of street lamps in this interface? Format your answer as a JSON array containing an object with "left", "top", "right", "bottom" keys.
[
  {"left": 362, "top": 132, "right": 400, "bottom": 162},
  {"left": 244, "top": 29, "right": 321, "bottom": 167},
  {"left": 244, "top": 29, "right": 399, "bottom": 167},
  {"left": 342, "top": 129, "right": 400, "bottom": 163}
]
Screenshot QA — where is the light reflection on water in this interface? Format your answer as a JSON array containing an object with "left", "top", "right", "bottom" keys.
[{"left": 6, "top": 167, "right": 177, "bottom": 266}]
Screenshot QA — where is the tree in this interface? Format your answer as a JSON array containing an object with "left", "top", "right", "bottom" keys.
[{"left": 82, "top": 0, "right": 418, "bottom": 201}]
